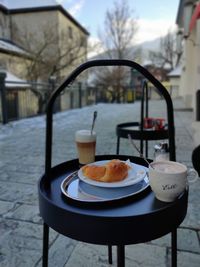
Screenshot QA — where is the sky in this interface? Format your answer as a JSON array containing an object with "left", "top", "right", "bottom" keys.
[{"left": 59, "top": 0, "right": 180, "bottom": 44}]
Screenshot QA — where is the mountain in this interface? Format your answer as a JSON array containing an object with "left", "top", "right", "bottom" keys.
[
  {"left": 89, "top": 37, "right": 161, "bottom": 64},
  {"left": 134, "top": 38, "right": 161, "bottom": 64},
  {"left": 136, "top": 38, "right": 161, "bottom": 51}
]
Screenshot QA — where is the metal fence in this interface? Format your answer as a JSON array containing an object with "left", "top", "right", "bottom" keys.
[
  {"left": 0, "top": 72, "right": 180, "bottom": 124},
  {"left": 0, "top": 73, "right": 96, "bottom": 124}
]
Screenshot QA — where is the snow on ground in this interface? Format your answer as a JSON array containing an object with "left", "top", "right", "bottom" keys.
[{"left": 0, "top": 103, "right": 131, "bottom": 140}]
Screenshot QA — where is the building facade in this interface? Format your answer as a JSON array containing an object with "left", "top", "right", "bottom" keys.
[
  {"left": 0, "top": 1, "right": 90, "bottom": 122},
  {"left": 176, "top": 0, "right": 200, "bottom": 146},
  {"left": 0, "top": 1, "right": 89, "bottom": 82},
  {"left": 176, "top": 0, "right": 200, "bottom": 111}
]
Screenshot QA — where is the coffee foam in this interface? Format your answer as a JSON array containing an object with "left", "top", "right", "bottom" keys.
[
  {"left": 151, "top": 161, "right": 186, "bottom": 174},
  {"left": 75, "top": 130, "right": 96, "bottom": 143}
]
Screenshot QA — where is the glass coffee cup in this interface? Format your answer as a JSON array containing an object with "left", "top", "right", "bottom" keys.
[{"left": 75, "top": 130, "right": 96, "bottom": 165}]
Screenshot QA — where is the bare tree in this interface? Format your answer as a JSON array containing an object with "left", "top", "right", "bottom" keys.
[
  {"left": 11, "top": 22, "right": 89, "bottom": 113},
  {"left": 148, "top": 30, "right": 182, "bottom": 71},
  {"left": 12, "top": 22, "right": 88, "bottom": 82},
  {"left": 99, "top": 0, "right": 137, "bottom": 59},
  {"left": 94, "top": 0, "right": 138, "bottom": 103}
]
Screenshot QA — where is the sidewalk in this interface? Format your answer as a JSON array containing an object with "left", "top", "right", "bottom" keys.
[{"left": 0, "top": 98, "right": 199, "bottom": 267}]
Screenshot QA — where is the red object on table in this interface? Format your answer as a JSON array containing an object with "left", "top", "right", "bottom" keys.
[
  {"left": 143, "top": 117, "right": 154, "bottom": 129},
  {"left": 154, "top": 118, "right": 165, "bottom": 130},
  {"left": 143, "top": 117, "right": 165, "bottom": 130}
]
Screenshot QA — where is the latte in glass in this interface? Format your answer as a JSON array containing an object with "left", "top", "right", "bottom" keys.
[{"left": 75, "top": 130, "right": 96, "bottom": 165}]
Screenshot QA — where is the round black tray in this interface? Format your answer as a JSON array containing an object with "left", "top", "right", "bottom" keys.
[
  {"left": 116, "top": 122, "right": 169, "bottom": 140},
  {"left": 38, "top": 155, "right": 188, "bottom": 245}
]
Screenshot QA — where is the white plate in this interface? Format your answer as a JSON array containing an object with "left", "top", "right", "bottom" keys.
[{"left": 78, "top": 160, "right": 147, "bottom": 188}]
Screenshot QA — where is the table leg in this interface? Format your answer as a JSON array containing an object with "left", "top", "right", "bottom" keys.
[
  {"left": 116, "top": 137, "right": 120, "bottom": 155},
  {"left": 108, "top": 245, "right": 112, "bottom": 264},
  {"left": 43, "top": 223, "right": 49, "bottom": 267},
  {"left": 145, "top": 140, "right": 148, "bottom": 158},
  {"left": 117, "top": 245, "right": 125, "bottom": 267},
  {"left": 171, "top": 229, "right": 177, "bottom": 267}
]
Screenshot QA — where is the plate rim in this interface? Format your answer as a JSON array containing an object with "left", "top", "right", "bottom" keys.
[
  {"left": 61, "top": 173, "right": 150, "bottom": 204},
  {"left": 77, "top": 160, "right": 147, "bottom": 188}
]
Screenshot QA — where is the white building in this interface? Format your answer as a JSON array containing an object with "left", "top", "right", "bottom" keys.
[{"left": 176, "top": 0, "right": 200, "bottom": 146}]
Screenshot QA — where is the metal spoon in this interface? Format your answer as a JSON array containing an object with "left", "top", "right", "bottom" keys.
[
  {"left": 128, "top": 134, "right": 152, "bottom": 167},
  {"left": 91, "top": 111, "right": 97, "bottom": 134}
]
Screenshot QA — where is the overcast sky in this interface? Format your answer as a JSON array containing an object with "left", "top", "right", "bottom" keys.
[
  {"left": 0, "top": 0, "right": 180, "bottom": 44},
  {"left": 60, "top": 0, "right": 180, "bottom": 44}
]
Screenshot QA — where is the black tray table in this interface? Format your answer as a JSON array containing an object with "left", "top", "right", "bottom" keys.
[
  {"left": 116, "top": 122, "right": 169, "bottom": 155},
  {"left": 39, "top": 59, "right": 183, "bottom": 267},
  {"left": 116, "top": 122, "right": 169, "bottom": 140},
  {"left": 39, "top": 155, "right": 188, "bottom": 267}
]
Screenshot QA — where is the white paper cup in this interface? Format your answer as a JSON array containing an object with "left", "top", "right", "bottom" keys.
[
  {"left": 149, "top": 161, "right": 198, "bottom": 202},
  {"left": 75, "top": 130, "right": 96, "bottom": 165}
]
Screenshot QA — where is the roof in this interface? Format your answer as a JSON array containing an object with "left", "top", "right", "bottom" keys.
[
  {"left": 0, "top": 70, "right": 30, "bottom": 88},
  {"left": 176, "top": 0, "right": 197, "bottom": 26},
  {"left": 0, "top": 39, "right": 30, "bottom": 57},
  {"left": 0, "top": 0, "right": 89, "bottom": 35},
  {"left": 189, "top": 2, "right": 200, "bottom": 32},
  {"left": 167, "top": 66, "right": 182, "bottom": 77},
  {"left": 176, "top": 0, "right": 185, "bottom": 26}
]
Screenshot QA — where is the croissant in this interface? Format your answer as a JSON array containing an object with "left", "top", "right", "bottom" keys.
[{"left": 81, "top": 159, "right": 130, "bottom": 182}]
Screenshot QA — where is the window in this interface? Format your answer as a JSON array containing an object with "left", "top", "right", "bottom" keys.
[
  {"left": 68, "top": 26, "right": 73, "bottom": 39},
  {"left": 81, "top": 36, "right": 86, "bottom": 47}
]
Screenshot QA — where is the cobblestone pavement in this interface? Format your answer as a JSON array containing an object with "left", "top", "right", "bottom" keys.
[{"left": 0, "top": 98, "right": 200, "bottom": 267}]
